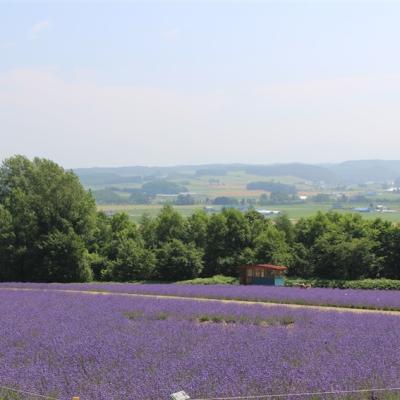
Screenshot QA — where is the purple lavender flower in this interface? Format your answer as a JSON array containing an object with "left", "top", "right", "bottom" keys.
[
  {"left": 2, "top": 282, "right": 400, "bottom": 311},
  {"left": 0, "top": 289, "right": 399, "bottom": 399}
]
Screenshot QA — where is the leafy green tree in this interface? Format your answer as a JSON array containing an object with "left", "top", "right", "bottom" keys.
[
  {"left": 109, "top": 212, "right": 139, "bottom": 241},
  {"left": 311, "top": 232, "right": 380, "bottom": 279},
  {"left": 254, "top": 225, "right": 292, "bottom": 266},
  {"left": 92, "top": 212, "right": 156, "bottom": 281},
  {"left": 128, "top": 191, "right": 152, "bottom": 205},
  {"left": 186, "top": 210, "right": 209, "bottom": 248},
  {"left": 141, "top": 180, "right": 187, "bottom": 195},
  {"left": 0, "top": 205, "right": 16, "bottom": 280},
  {"left": 269, "top": 192, "right": 291, "bottom": 204},
  {"left": 153, "top": 205, "right": 187, "bottom": 245},
  {"left": 92, "top": 188, "right": 124, "bottom": 204},
  {"left": 274, "top": 213, "right": 295, "bottom": 244},
  {"left": 93, "top": 212, "right": 139, "bottom": 262},
  {"left": 139, "top": 213, "right": 157, "bottom": 249},
  {"left": 293, "top": 212, "right": 387, "bottom": 279},
  {"left": 244, "top": 209, "right": 270, "bottom": 242},
  {"left": 203, "top": 213, "right": 228, "bottom": 276},
  {"left": 288, "top": 242, "right": 312, "bottom": 277},
  {"left": 204, "top": 209, "right": 251, "bottom": 276},
  {"left": 295, "top": 212, "right": 332, "bottom": 248},
  {"left": 36, "top": 229, "right": 93, "bottom": 282},
  {"left": 378, "top": 226, "right": 400, "bottom": 279},
  {"left": 0, "top": 156, "right": 96, "bottom": 282},
  {"left": 224, "top": 208, "right": 251, "bottom": 253},
  {"left": 88, "top": 212, "right": 113, "bottom": 279},
  {"left": 156, "top": 239, "right": 203, "bottom": 281},
  {"left": 175, "top": 194, "right": 195, "bottom": 205},
  {"left": 104, "top": 238, "right": 156, "bottom": 281},
  {"left": 213, "top": 196, "right": 239, "bottom": 205}
]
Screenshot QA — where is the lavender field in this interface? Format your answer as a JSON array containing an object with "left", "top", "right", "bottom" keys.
[
  {"left": 0, "top": 289, "right": 400, "bottom": 400},
  {"left": 2, "top": 282, "right": 400, "bottom": 311}
]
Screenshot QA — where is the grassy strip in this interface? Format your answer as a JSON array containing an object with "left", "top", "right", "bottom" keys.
[
  {"left": 85, "top": 288, "right": 400, "bottom": 312},
  {"left": 196, "top": 314, "right": 294, "bottom": 326},
  {"left": 186, "top": 296, "right": 400, "bottom": 312},
  {"left": 0, "top": 393, "right": 21, "bottom": 400},
  {"left": 123, "top": 310, "right": 295, "bottom": 326}
]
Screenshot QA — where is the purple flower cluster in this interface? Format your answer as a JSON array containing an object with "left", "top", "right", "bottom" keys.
[
  {"left": 2, "top": 282, "right": 400, "bottom": 311},
  {"left": 0, "top": 289, "right": 400, "bottom": 399}
]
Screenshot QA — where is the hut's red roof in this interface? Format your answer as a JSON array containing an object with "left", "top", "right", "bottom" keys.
[{"left": 240, "top": 264, "right": 287, "bottom": 271}]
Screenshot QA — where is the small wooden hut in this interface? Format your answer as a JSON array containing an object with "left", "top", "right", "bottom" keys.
[{"left": 239, "top": 264, "right": 287, "bottom": 286}]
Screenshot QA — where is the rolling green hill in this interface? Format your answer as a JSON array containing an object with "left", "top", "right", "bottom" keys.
[{"left": 74, "top": 160, "right": 400, "bottom": 189}]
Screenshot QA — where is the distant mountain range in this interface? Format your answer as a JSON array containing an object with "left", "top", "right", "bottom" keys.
[
  {"left": 74, "top": 160, "right": 400, "bottom": 186},
  {"left": 325, "top": 160, "right": 400, "bottom": 183}
]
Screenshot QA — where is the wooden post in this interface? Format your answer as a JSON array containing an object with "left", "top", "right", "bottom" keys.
[{"left": 72, "top": 397, "right": 80, "bottom": 400}]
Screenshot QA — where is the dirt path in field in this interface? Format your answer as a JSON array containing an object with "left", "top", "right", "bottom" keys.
[{"left": 1, "top": 286, "right": 400, "bottom": 316}]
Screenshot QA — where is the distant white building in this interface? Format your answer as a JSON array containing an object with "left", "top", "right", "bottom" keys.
[{"left": 256, "top": 209, "right": 281, "bottom": 216}]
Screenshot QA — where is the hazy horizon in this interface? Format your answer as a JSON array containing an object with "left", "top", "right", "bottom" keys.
[
  {"left": 73, "top": 158, "right": 400, "bottom": 171},
  {"left": 2, "top": 2, "right": 400, "bottom": 168}
]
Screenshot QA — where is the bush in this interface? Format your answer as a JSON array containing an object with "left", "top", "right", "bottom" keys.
[
  {"left": 285, "top": 277, "right": 400, "bottom": 290},
  {"left": 177, "top": 275, "right": 239, "bottom": 285}
]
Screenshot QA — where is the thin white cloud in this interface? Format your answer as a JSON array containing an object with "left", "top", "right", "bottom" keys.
[
  {"left": 161, "top": 28, "right": 180, "bottom": 42},
  {"left": 0, "top": 41, "right": 15, "bottom": 50},
  {"left": 29, "top": 20, "right": 50, "bottom": 40},
  {"left": 255, "top": 74, "right": 400, "bottom": 103}
]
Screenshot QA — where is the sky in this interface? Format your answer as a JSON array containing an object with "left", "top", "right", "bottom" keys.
[{"left": 1, "top": 1, "right": 400, "bottom": 168}]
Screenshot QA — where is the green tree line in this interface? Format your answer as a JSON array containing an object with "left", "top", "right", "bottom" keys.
[{"left": 0, "top": 156, "right": 399, "bottom": 282}]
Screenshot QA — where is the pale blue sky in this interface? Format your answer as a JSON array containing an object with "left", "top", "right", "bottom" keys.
[{"left": 1, "top": 2, "right": 400, "bottom": 167}]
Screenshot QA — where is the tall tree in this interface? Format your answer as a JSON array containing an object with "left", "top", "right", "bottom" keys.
[
  {"left": 254, "top": 225, "right": 292, "bottom": 266},
  {"left": 156, "top": 239, "right": 204, "bottom": 281},
  {"left": 186, "top": 210, "right": 209, "bottom": 248},
  {"left": 0, "top": 156, "right": 96, "bottom": 282},
  {"left": 153, "top": 205, "right": 187, "bottom": 245},
  {"left": 204, "top": 209, "right": 251, "bottom": 276},
  {"left": 98, "top": 213, "right": 156, "bottom": 281},
  {"left": 0, "top": 205, "right": 15, "bottom": 280}
]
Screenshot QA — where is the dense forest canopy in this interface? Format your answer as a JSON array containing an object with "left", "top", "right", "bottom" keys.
[
  {"left": 246, "top": 181, "right": 297, "bottom": 195},
  {"left": 1, "top": 156, "right": 400, "bottom": 283}
]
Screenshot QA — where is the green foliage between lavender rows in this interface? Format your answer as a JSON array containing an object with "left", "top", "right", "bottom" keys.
[
  {"left": 177, "top": 275, "right": 239, "bottom": 285},
  {"left": 1, "top": 156, "right": 400, "bottom": 284}
]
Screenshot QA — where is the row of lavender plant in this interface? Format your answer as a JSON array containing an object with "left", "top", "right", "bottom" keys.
[
  {"left": 2, "top": 282, "right": 400, "bottom": 311},
  {"left": 0, "top": 290, "right": 400, "bottom": 399}
]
